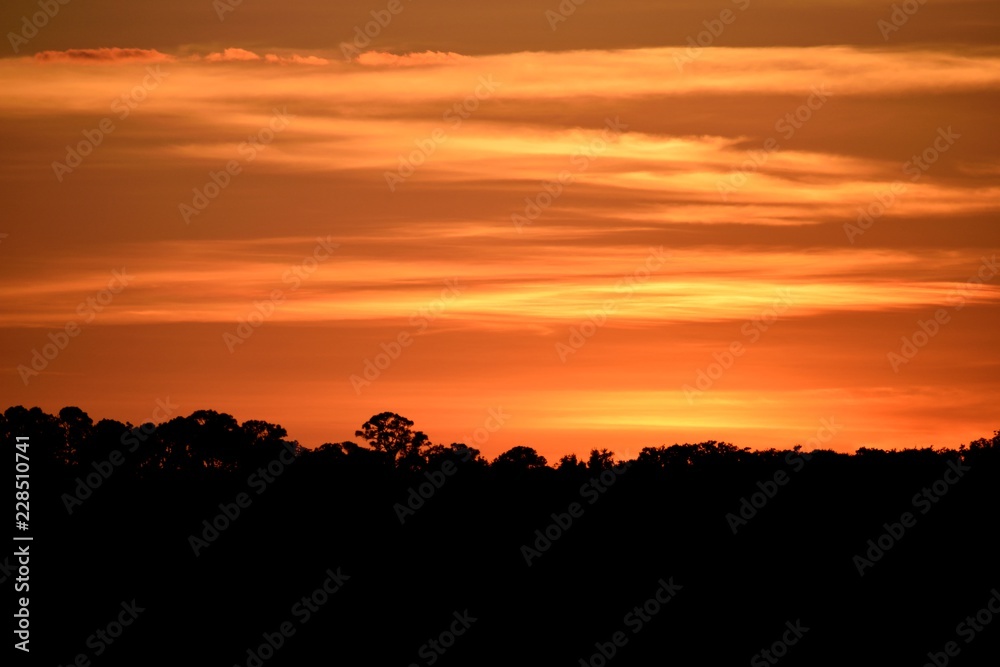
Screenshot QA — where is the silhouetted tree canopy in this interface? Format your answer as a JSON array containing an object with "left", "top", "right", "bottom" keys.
[
  {"left": 3, "top": 404, "right": 998, "bottom": 665},
  {"left": 492, "top": 445, "right": 548, "bottom": 471},
  {"left": 354, "top": 411, "right": 430, "bottom": 469},
  {"left": 3, "top": 405, "right": 997, "bottom": 478}
]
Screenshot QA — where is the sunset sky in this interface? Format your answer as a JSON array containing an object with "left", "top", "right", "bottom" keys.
[{"left": 1, "top": 0, "right": 997, "bottom": 459}]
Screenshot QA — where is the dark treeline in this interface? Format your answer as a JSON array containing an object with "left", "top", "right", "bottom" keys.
[
  {"left": 6, "top": 406, "right": 999, "bottom": 477},
  {"left": 4, "top": 405, "right": 999, "bottom": 666}
]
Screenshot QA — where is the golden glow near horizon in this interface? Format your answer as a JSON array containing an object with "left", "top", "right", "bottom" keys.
[{"left": 1, "top": 0, "right": 997, "bottom": 459}]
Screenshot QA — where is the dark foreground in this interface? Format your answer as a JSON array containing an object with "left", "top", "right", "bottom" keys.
[{"left": 4, "top": 407, "right": 999, "bottom": 666}]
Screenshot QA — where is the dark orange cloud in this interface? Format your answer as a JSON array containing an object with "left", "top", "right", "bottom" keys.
[
  {"left": 263, "top": 53, "right": 331, "bottom": 66},
  {"left": 355, "top": 51, "right": 469, "bottom": 67},
  {"left": 1, "top": 37, "right": 997, "bottom": 457},
  {"left": 33, "top": 47, "right": 173, "bottom": 63},
  {"left": 201, "top": 48, "right": 330, "bottom": 65},
  {"left": 203, "top": 47, "right": 262, "bottom": 62}
]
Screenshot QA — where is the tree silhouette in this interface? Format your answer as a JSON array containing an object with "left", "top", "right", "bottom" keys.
[
  {"left": 587, "top": 448, "right": 616, "bottom": 471},
  {"left": 424, "top": 442, "right": 485, "bottom": 469},
  {"left": 2, "top": 402, "right": 997, "bottom": 666},
  {"left": 492, "top": 445, "right": 547, "bottom": 471},
  {"left": 557, "top": 453, "right": 587, "bottom": 472},
  {"left": 355, "top": 412, "right": 429, "bottom": 468}
]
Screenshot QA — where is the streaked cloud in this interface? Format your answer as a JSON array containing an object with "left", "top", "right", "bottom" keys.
[{"left": 0, "top": 25, "right": 997, "bottom": 458}]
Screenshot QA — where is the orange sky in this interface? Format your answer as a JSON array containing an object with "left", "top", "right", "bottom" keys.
[{"left": 1, "top": 0, "right": 998, "bottom": 459}]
